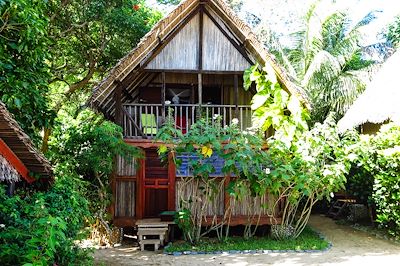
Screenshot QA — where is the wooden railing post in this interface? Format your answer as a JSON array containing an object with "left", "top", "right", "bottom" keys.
[{"left": 234, "top": 74, "right": 239, "bottom": 119}]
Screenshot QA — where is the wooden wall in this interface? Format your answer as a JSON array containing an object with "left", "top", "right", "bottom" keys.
[
  {"left": 146, "top": 14, "right": 199, "bottom": 70},
  {"left": 115, "top": 180, "right": 135, "bottom": 217},
  {"left": 145, "top": 9, "right": 251, "bottom": 72},
  {"left": 175, "top": 178, "right": 277, "bottom": 217},
  {"left": 202, "top": 14, "right": 250, "bottom": 71},
  {"left": 114, "top": 155, "right": 136, "bottom": 224}
]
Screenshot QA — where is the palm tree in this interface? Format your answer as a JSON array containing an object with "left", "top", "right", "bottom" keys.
[{"left": 259, "top": 3, "right": 377, "bottom": 123}]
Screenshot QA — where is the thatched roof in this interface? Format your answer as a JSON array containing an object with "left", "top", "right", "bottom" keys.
[
  {"left": 90, "top": 0, "right": 310, "bottom": 117},
  {"left": 0, "top": 101, "right": 53, "bottom": 181},
  {"left": 338, "top": 51, "right": 400, "bottom": 132}
]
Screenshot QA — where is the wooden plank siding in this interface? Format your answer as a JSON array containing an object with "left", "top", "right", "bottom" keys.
[
  {"left": 115, "top": 180, "right": 136, "bottom": 217},
  {"left": 175, "top": 177, "right": 280, "bottom": 223},
  {"left": 202, "top": 13, "right": 251, "bottom": 71},
  {"left": 145, "top": 9, "right": 251, "bottom": 72},
  {"left": 145, "top": 14, "right": 200, "bottom": 70}
]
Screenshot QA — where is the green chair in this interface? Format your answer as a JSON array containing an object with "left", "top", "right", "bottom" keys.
[{"left": 141, "top": 114, "right": 158, "bottom": 135}]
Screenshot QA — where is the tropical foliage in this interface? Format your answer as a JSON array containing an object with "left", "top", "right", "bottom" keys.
[
  {"left": 0, "top": 0, "right": 55, "bottom": 141},
  {"left": 262, "top": 3, "right": 376, "bottom": 122},
  {"left": 387, "top": 15, "right": 400, "bottom": 48},
  {"left": 157, "top": 66, "right": 351, "bottom": 244},
  {"left": 48, "top": 109, "right": 141, "bottom": 245},
  {"left": 345, "top": 123, "right": 400, "bottom": 238},
  {"left": 0, "top": 176, "right": 92, "bottom": 266}
]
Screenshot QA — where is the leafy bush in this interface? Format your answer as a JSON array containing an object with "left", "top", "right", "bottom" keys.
[
  {"left": 345, "top": 123, "right": 400, "bottom": 236},
  {"left": 49, "top": 109, "right": 141, "bottom": 245},
  {"left": 368, "top": 124, "right": 400, "bottom": 236},
  {"left": 0, "top": 175, "right": 92, "bottom": 266}
]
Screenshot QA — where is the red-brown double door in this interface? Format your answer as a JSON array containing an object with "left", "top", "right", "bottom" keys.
[{"left": 137, "top": 148, "right": 175, "bottom": 218}]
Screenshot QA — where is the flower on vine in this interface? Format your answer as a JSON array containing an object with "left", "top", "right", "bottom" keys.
[
  {"left": 265, "top": 168, "right": 271, "bottom": 174},
  {"left": 347, "top": 153, "right": 357, "bottom": 161},
  {"left": 201, "top": 146, "right": 213, "bottom": 157},
  {"left": 231, "top": 118, "right": 239, "bottom": 125},
  {"left": 213, "top": 114, "right": 220, "bottom": 120},
  {"left": 323, "top": 169, "right": 333, "bottom": 177},
  {"left": 165, "top": 100, "right": 171, "bottom": 105},
  {"left": 0, "top": 224, "right": 5, "bottom": 229},
  {"left": 330, "top": 192, "right": 334, "bottom": 198}
]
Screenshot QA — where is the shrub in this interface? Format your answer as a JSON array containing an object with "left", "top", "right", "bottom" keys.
[
  {"left": 0, "top": 175, "right": 92, "bottom": 266},
  {"left": 368, "top": 124, "right": 400, "bottom": 237}
]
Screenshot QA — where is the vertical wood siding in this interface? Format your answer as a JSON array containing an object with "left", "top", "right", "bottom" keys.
[
  {"left": 202, "top": 14, "right": 251, "bottom": 71},
  {"left": 117, "top": 155, "right": 136, "bottom": 176},
  {"left": 175, "top": 178, "right": 277, "bottom": 217},
  {"left": 145, "top": 14, "right": 200, "bottom": 70},
  {"left": 176, "top": 178, "right": 225, "bottom": 216},
  {"left": 115, "top": 180, "right": 136, "bottom": 217}
]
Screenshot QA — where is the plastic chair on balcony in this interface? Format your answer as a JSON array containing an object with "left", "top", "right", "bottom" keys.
[{"left": 141, "top": 114, "right": 158, "bottom": 135}]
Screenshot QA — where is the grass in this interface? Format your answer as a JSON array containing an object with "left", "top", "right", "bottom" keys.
[{"left": 165, "top": 227, "right": 329, "bottom": 253}]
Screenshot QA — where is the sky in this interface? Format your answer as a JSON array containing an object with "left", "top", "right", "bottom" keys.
[{"left": 146, "top": 0, "right": 400, "bottom": 47}]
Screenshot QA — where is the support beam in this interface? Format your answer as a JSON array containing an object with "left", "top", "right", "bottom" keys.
[
  {"left": 161, "top": 72, "right": 166, "bottom": 119},
  {"left": 234, "top": 74, "right": 239, "bottom": 117},
  {"left": 168, "top": 152, "right": 176, "bottom": 211},
  {"left": 198, "top": 73, "right": 203, "bottom": 107}
]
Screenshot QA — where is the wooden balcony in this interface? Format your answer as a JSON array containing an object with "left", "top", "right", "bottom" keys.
[{"left": 122, "top": 103, "right": 252, "bottom": 139}]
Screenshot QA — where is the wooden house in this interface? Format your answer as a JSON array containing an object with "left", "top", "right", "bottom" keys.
[
  {"left": 0, "top": 101, "right": 52, "bottom": 195},
  {"left": 90, "top": 0, "right": 308, "bottom": 227}
]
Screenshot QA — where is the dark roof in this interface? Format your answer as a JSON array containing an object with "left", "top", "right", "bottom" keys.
[{"left": 0, "top": 101, "right": 53, "bottom": 180}]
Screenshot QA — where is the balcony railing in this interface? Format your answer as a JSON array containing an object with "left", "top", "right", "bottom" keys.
[{"left": 122, "top": 103, "right": 252, "bottom": 138}]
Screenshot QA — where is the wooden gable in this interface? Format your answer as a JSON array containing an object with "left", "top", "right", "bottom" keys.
[{"left": 144, "top": 8, "right": 252, "bottom": 72}]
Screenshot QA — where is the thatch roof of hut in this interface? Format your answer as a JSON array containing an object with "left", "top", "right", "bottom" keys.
[
  {"left": 0, "top": 101, "right": 53, "bottom": 182},
  {"left": 90, "top": 0, "right": 311, "bottom": 117},
  {"left": 338, "top": 51, "right": 400, "bottom": 132}
]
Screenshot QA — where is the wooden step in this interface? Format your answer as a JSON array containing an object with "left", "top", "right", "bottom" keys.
[{"left": 139, "top": 239, "right": 162, "bottom": 251}]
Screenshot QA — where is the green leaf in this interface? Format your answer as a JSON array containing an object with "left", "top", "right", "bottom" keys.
[{"left": 251, "top": 91, "right": 270, "bottom": 110}]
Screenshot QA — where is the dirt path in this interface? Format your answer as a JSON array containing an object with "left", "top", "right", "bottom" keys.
[{"left": 94, "top": 215, "right": 400, "bottom": 265}]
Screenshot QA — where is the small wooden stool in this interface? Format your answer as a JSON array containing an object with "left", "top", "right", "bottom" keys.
[{"left": 137, "top": 220, "right": 169, "bottom": 251}]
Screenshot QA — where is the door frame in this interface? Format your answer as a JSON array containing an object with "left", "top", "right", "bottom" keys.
[{"left": 136, "top": 148, "right": 176, "bottom": 219}]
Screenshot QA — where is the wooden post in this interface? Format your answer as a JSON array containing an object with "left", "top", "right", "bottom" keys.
[
  {"left": 197, "top": 6, "right": 203, "bottom": 118},
  {"left": 161, "top": 72, "right": 166, "bottom": 119},
  {"left": 234, "top": 74, "right": 239, "bottom": 118},
  {"left": 224, "top": 175, "right": 231, "bottom": 216},
  {"left": 168, "top": 152, "right": 176, "bottom": 211},
  {"left": 136, "top": 150, "right": 145, "bottom": 220},
  {"left": 198, "top": 73, "right": 203, "bottom": 117},
  {"left": 114, "top": 80, "right": 123, "bottom": 126}
]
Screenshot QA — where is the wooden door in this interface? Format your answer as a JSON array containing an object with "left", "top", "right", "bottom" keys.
[{"left": 139, "top": 148, "right": 175, "bottom": 218}]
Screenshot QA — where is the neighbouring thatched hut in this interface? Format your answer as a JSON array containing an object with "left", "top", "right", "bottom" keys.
[
  {"left": 0, "top": 101, "right": 52, "bottom": 195},
  {"left": 338, "top": 51, "right": 400, "bottom": 134}
]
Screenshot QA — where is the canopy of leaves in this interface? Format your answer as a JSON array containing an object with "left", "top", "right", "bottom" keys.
[
  {"left": 386, "top": 15, "right": 400, "bottom": 48},
  {"left": 262, "top": 3, "right": 376, "bottom": 123},
  {"left": 0, "top": 0, "right": 55, "bottom": 141},
  {"left": 47, "top": 0, "right": 162, "bottom": 106}
]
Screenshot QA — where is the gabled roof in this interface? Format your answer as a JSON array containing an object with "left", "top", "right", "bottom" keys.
[
  {"left": 90, "top": 0, "right": 310, "bottom": 117},
  {"left": 338, "top": 51, "right": 400, "bottom": 132},
  {"left": 0, "top": 101, "right": 53, "bottom": 181}
]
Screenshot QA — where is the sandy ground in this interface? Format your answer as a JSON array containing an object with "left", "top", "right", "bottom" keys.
[{"left": 94, "top": 215, "right": 400, "bottom": 265}]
